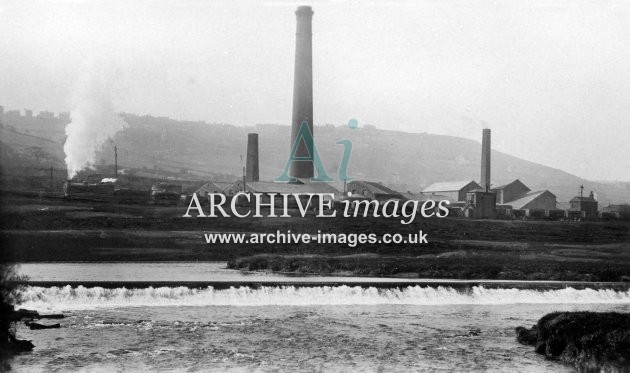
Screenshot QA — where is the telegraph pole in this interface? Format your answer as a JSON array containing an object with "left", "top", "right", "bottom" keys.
[
  {"left": 50, "top": 165, "right": 53, "bottom": 193},
  {"left": 114, "top": 146, "right": 118, "bottom": 178},
  {"left": 242, "top": 166, "right": 246, "bottom": 192}
]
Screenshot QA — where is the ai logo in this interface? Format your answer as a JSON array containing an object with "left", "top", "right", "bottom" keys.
[{"left": 275, "top": 119, "right": 358, "bottom": 183}]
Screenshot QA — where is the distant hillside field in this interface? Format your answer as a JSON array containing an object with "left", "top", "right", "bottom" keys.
[{"left": 1, "top": 111, "right": 629, "bottom": 204}]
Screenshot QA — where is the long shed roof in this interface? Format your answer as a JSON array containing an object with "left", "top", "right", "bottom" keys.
[
  {"left": 244, "top": 180, "right": 339, "bottom": 195},
  {"left": 422, "top": 180, "right": 480, "bottom": 193}
]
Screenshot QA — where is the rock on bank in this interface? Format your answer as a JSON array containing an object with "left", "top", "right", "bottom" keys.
[{"left": 516, "top": 312, "right": 630, "bottom": 370}]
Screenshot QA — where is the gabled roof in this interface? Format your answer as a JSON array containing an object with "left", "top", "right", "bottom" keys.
[
  {"left": 491, "top": 179, "right": 530, "bottom": 192},
  {"left": 194, "top": 181, "right": 233, "bottom": 195},
  {"left": 509, "top": 190, "right": 555, "bottom": 209},
  {"left": 422, "top": 180, "right": 480, "bottom": 193},
  {"left": 212, "top": 181, "right": 235, "bottom": 191},
  {"left": 243, "top": 180, "right": 339, "bottom": 195},
  {"left": 403, "top": 192, "right": 427, "bottom": 201},
  {"left": 403, "top": 192, "right": 453, "bottom": 202},
  {"left": 348, "top": 180, "right": 403, "bottom": 196}
]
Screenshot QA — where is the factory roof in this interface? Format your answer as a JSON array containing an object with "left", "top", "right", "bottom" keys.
[
  {"left": 403, "top": 192, "right": 452, "bottom": 202},
  {"left": 348, "top": 180, "right": 404, "bottom": 196},
  {"left": 193, "top": 181, "right": 233, "bottom": 195},
  {"left": 508, "top": 190, "right": 555, "bottom": 210},
  {"left": 491, "top": 179, "right": 530, "bottom": 191},
  {"left": 243, "top": 180, "right": 340, "bottom": 195},
  {"left": 422, "top": 180, "right": 480, "bottom": 193},
  {"left": 362, "top": 181, "right": 401, "bottom": 195}
]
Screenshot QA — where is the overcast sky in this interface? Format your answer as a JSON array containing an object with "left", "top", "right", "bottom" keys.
[{"left": 1, "top": 0, "right": 629, "bottom": 181}]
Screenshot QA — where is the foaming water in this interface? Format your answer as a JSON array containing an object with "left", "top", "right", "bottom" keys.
[
  {"left": 11, "top": 263, "right": 630, "bottom": 372},
  {"left": 13, "top": 301, "right": 629, "bottom": 372},
  {"left": 20, "top": 285, "right": 630, "bottom": 312}
]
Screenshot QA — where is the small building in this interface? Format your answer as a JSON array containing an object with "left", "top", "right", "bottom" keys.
[
  {"left": 601, "top": 204, "right": 630, "bottom": 220},
  {"left": 464, "top": 189, "right": 497, "bottom": 219},
  {"left": 491, "top": 179, "right": 531, "bottom": 204},
  {"left": 569, "top": 189, "right": 598, "bottom": 220},
  {"left": 422, "top": 180, "right": 482, "bottom": 202},
  {"left": 347, "top": 180, "right": 406, "bottom": 202}
]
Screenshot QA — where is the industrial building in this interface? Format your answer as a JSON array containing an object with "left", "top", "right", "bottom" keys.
[
  {"left": 53, "top": 6, "right": 623, "bottom": 222},
  {"left": 487, "top": 178, "right": 559, "bottom": 218},
  {"left": 422, "top": 129, "right": 564, "bottom": 220},
  {"left": 227, "top": 179, "right": 338, "bottom": 196},
  {"left": 224, "top": 179, "right": 339, "bottom": 210},
  {"left": 347, "top": 180, "right": 406, "bottom": 202},
  {"left": 491, "top": 179, "right": 531, "bottom": 204},
  {"left": 422, "top": 180, "right": 482, "bottom": 202},
  {"left": 506, "top": 190, "right": 558, "bottom": 218}
]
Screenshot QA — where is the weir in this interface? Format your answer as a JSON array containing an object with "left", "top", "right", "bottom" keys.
[
  {"left": 17, "top": 284, "right": 630, "bottom": 313},
  {"left": 20, "top": 280, "right": 630, "bottom": 291}
]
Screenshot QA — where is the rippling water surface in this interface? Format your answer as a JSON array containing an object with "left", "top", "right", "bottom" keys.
[{"left": 9, "top": 263, "right": 630, "bottom": 372}]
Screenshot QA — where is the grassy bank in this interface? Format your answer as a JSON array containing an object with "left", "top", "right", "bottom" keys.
[{"left": 227, "top": 251, "right": 630, "bottom": 281}]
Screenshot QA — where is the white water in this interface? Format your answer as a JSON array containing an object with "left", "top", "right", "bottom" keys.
[
  {"left": 20, "top": 285, "right": 630, "bottom": 312},
  {"left": 12, "top": 263, "right": 630, "bottom": 372}
]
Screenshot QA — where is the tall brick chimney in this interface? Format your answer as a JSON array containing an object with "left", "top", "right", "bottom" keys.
[
  {"left": 481, "top": 128, "right": 491, "bottom": 192},
  {"left": 245, "top": 133, "right": 259, "bottom": 182},
  {"left": 289, "top": 6, "right": 314, "bottom": 179}
]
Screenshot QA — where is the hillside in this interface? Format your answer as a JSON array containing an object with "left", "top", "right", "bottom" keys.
[
  {"left": 2, "top": 111, "right": 629, "bottom": 204},
  {"left": 105, "top": 113, "right": 630, "bottom": 203}
]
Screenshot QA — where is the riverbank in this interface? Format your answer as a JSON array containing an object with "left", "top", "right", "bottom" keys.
[{"left": 227, "top": 247, "right": 630, "bottom": 281}]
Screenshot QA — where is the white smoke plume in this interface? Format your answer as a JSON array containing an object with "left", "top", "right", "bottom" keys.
[{"left": 64, "top": 63, "right": 127, "bottom": 179}]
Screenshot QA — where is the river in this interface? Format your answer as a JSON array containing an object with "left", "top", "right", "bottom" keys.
[{"left": 9, "top": 262, "right": 630, "bottom": 372}]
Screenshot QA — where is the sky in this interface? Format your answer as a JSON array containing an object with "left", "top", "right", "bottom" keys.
[{"left": 1, "top": 0, "right": 629, "bottom": 181}]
